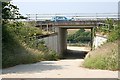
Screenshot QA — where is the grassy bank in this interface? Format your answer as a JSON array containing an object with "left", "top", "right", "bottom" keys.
[
  {"left": 83, "top": 18, "right": 119, "bottom": 71},
  {"left": 2, "top": 21, "right": 59, "bottom": 68},
  {"left": 83, "top": 41, "right": 118, "bottom": 70}
]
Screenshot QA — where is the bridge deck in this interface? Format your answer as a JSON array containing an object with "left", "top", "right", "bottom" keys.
[{"left": 36, "top": 21, "right": 101, "bottom": 27}]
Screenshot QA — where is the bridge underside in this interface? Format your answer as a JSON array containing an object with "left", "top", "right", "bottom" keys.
[
  {"left": 56, "top": 26, "right": 95, "bottom": 55},
  {"left": 58, "top": 26, "right": 94, "bottom": 29}
]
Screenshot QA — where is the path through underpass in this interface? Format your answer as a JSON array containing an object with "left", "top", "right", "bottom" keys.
[{"left": 1, "top": 47, "right": 118, "bottom": 78}]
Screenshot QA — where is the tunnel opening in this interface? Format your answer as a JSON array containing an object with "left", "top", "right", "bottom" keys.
[{"left": 62, "top": 28, "right": 92, "bottom": 59}]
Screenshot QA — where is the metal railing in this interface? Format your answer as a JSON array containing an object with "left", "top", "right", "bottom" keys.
[{"left": 25, "top": 13, "right": 118, "bottom": 21}]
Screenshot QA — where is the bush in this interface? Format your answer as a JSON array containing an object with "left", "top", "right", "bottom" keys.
[
  {"left": 2, "top": 21, "right": 59, "bottom": 68},
  {"left": 67, "top": 29, "right": 91, "bottom": 44},
  {"left": 108, "top": 29, "right": 119, "bottom": 42}
]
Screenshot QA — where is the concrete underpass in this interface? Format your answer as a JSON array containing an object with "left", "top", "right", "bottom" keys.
[
  {"left": 55, "top": 26, "right": 94, "bottom": 58},
  {"left": 36, "top": 21, "right": 96, "bottom": 57}
]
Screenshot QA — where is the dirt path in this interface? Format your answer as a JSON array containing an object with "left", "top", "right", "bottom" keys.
[
  {"left": 1, "top": 59, "right": 118, "bottom": 78},
  {"left": 1, "top": 47, "right": 118, "bottom": 78},
  {"left": 67, "top": 46, "right": 90, "bottom": 51}
]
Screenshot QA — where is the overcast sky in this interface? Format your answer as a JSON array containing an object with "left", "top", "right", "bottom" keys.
[{"left": 11, "top": 0, "right": 119, "bottom": 16}]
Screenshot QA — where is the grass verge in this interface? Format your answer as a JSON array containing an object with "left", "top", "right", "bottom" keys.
[{"left": 83, "top": 41, "right": 118, "bottom": 71}]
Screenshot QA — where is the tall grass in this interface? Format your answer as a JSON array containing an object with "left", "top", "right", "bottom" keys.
[
  {"left": 83, "top": 41, "right": 118, "bottom": 70},
  {"left": 2, "top": 21, "right": 59, "bottom": 68}
]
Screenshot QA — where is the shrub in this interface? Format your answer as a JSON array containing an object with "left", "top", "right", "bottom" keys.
[
  {"left": 108, "top": 29, "right": 119, "bottom": 42},
  {"left": 2, "top": 21, "right": 59, "bottom": 68}
]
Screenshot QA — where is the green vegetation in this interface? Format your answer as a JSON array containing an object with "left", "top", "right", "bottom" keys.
[
  {"left": 108, "top": 29, "right": 119, "bottom": 42},
  {"left": 67, "top": 29, "right": 91, "bottom": 46},
  {"left": 83, "top": 41, "right": 118, "bottom": 70},
  {"left": 2, "top": 21, "right": 59, "bottom": 68},
  {"left": 83, "top": 18, "right": 119, "bottom": 71},
  {"left": 2, "top": 2, "right": 59, "bottom": 68},
  {"left": 96, "top": 18, "right": 119, "bottom": 42}
]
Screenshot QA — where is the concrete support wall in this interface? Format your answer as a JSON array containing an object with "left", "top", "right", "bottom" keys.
[
  {"left": 39, "top": 35, "right": 58, "bottom": 53},
  {"left": 41, "top": 27, "right": 67, "bottom": 55},
  {"left": 93, "top": 35, "right": 107, "bottom": 49},
  {"left": 56, "top": 27, "right": 67, "bottom": 54}
]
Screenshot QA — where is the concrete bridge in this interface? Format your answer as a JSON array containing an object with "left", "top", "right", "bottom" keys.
[
  {"left": 26, "top": 13, "right": 118, "bottom": 55},
  {"left": 36, "top": 21, "right": 96, "bottom": 55}
]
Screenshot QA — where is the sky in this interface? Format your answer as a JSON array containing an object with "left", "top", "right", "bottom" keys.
[
  {"left": 12, "top": 0, "right": 119, "bottom": 2},
  {"left": 11, "top": 0, "right": 119, "bottom": 17}
]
